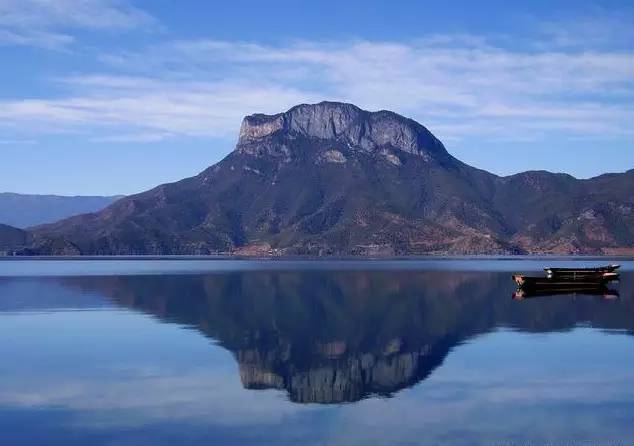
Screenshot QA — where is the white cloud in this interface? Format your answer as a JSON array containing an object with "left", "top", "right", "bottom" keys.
[
  {"left": 90, "top": 132, "right": 175, "bottom": 143},
  {"left": 0, "top": 0, "right": 155, "bottom": 48},
  {"left": 0, "top": 80, "right": 318, "bottom": 139},
  {"left": 0, "top": 26, "right": 633, "bottom": 145},
  {"left": 0, "top": 139, "right": 36, "bottom": 145},
  {"left": 536, "top": 10, "right": 634, "bottom": 51},
  {"left": 0, "top": 27, "right": 74, "bottom": 48}
]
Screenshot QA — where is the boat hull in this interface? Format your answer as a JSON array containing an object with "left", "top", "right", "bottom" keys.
[
  {"left": 512, "top": 273, "right": 619, "bottom": 289},
  {"left": 544, "top": 264, "right": 620, "bottom": 278}
]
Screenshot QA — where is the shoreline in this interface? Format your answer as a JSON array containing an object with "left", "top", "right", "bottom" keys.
[{"left": 2, "top": 254, "right": 634, "bottom": 261}]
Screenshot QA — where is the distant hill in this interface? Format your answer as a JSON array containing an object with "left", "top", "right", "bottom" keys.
[
  {"left": 0, "top": 224, "right": 29, "bottom": 254},
  {"left": 13, "top": 101, "right": 634, "bottom": 255},
  {"left": 0, "top": 193, "right": 122, "bottom": 228}
]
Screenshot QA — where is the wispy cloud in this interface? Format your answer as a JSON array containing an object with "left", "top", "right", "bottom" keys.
[
  {"left": 1, "top": 31, "right": 633, "bottom": 145},
  {"left": 535, "top": 10, "right": 634, "bottom": 51},
  {"left": 0, "top": 8, "right": 633, "bottom": 147},
  {"left": 90, "top": 132, "right": 174, "bottom": 143},
  {"left": 0, "top": 0, "right": 156, "bottom": 48},
  {"left": 0, "top": 139, "right": 37, "bottom": 145},
  {"left": 0, "top": 78, "right": 318, "bottom": 139}
]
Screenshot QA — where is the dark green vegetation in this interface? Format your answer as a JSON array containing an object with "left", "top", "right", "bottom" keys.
[
  {"left": 0, "top": 192, "right": 121, "bottom": 228},
  {"left": 9, "top": 102, "right": 634, "bottom": 255}
]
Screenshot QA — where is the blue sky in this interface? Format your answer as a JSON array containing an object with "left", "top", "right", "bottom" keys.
[{"left": 1, "top": 0, "right": 633, "bottom": 195}]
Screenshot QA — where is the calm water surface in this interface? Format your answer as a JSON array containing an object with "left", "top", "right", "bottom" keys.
[{"left": 0, "top": 259, "right": 633, "bottom": 445}]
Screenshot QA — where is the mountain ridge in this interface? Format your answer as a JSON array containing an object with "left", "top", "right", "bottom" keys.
[
  {"left": 0, "top": 223, "right": 30, "bottom": 255},
  {"left": 0, "top": 192, "right": 123, "bottom": 228},
  {"left": 7, "top": 101, "right": 634, "bottom": 256}
]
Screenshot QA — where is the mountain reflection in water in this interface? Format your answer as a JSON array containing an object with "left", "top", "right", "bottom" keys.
[{"left": 56, "top": 270, "right": 633, "bottom": 404}]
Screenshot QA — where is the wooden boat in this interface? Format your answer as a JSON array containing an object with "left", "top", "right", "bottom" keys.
[
  {"left": 544, "top": 264, "right": 620, "bottom": 278},
  {"left": 512, "top": 272, "right": 619, "bottom": 289},
  {"left": 513, "top": 265, "right": 620, "bottom": 299}
]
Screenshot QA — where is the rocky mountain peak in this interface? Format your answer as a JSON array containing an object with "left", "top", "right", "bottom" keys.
[
  {"left": 11, "top": 101, "right": 634, "bottom": 257},
  {"left": 236, "top": 101, "right": 448, "bottom": 160}
]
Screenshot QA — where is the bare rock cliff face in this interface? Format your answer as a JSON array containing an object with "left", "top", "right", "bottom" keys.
[{"left": 236, "top": 101, "right": 448, "bottom": 162}]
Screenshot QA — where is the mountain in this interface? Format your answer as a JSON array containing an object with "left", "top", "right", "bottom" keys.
[
  {"left": 0, "top": 224, "right": 30, "bottom": 255},
  {"left": 0, "top": 193, "right": 122, "bottom": 228},
  {"left": 15, "top": 101, "right": 634, "bottom": 255}
]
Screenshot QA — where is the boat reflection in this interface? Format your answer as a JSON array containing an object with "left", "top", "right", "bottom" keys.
[
  {"left": 58, "top": 270, "right": 633, "bottom": 404},
  {"left": 513, "top": 287, "right": 620, "bottom": 301}
]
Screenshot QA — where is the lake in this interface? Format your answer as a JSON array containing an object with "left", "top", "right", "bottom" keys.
[{"left": 1, "top": 259, "right": 633, "bottom": 445}]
